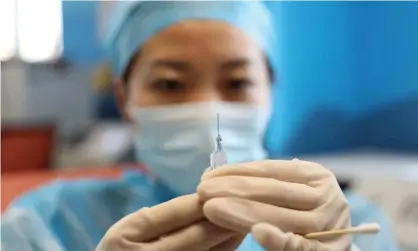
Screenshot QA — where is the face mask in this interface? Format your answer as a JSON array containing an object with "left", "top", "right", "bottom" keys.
[{"left": 130, "top": 102, "right": 271, "bottom": 195}]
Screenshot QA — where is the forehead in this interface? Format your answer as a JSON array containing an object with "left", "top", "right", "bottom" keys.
[{"left": 138, "top": 20, "right": 264, "bottom": 63}]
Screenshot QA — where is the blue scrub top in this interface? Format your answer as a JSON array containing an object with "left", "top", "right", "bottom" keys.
[{"left": 1, "top": 169, "right": 399, "bottom": 251}]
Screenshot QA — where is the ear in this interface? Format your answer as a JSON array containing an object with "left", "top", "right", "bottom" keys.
[{"left": 114, "top": 79, "right": 133, "bottom": 123}]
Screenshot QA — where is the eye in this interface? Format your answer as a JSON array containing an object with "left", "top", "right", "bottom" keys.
[
  {"left": 227, "top": 78, "right": 253, "bottom": 90},
  {"left": 152, "top": 79, "right": 185, "bottom": 92}
]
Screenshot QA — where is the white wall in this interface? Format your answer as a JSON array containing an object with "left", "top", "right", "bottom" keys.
[
  {"left": 1, "top": 61, "right": 29, "bottom": 121},
  {"left": 1, "top": 60, "right": 95, "bottom": 140}
]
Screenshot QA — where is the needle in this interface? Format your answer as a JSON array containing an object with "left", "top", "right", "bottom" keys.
[
  {"left": 217, "top": 113, "right": 220, "bottom": 136},
  {"left": 216, "top": 113, "right": 222, "bottom": 151},
  {"left": 210, "top": 113, "right": 227, "bottom": 169}
]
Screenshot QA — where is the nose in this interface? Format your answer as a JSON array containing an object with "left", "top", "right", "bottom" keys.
[{"left": 192, "top": 89, "right": 223, "bottom": 103}]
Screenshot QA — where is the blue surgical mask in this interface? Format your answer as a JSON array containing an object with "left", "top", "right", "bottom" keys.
[{"left": 130, "top": 102, "right": 271, "bottom": 195}]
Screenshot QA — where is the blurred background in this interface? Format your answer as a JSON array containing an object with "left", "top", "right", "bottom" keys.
[{"left": 1, "top": 1, "right": 418, "bottom": 250}]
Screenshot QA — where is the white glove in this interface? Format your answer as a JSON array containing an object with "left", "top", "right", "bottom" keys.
[
  {"left": 252, "top": 223, "right": 362, "bottom": 251},
  {"left": 251, "top": 223, "right": 329, "bottom": 250},
  {"left": 96, "top": 194, "right": 245, "bottom": 251},
  {"left": 198, "top": 159, "right": 352, "bottom": 250}
]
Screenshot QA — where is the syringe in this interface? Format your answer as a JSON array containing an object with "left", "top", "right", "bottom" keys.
[{"left": 210, "top": 113, "right": 228, "bottom": 169}]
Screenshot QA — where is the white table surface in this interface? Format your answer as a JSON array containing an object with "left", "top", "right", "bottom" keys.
[
  {"left": 302, "top": 150, "right": 418, "bottom": 250},
  {"left": 302, "top": 150, "right": 418, "bottom": 181}
]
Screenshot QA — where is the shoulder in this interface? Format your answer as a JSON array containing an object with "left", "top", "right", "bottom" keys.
[
  {"left": 2, "top": 181, "right": 87, "bottom": 251},
  {"left": 4, "top": 171, "right": 153, "bottom": 251},
  {"left": 9, "top": 178, "right": 111, "bottom": 212},
  {"left": 9, "top": 180, "right": 70, "bottom": 214},
  {"left": 7, "top": 172, "right": 149, "bottom": 220}
]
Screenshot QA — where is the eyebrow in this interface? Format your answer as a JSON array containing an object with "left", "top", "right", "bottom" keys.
[
  {"left": 151, "top": 60, "right": 191, "bottom": 71},
  {"left": 150, "top": 58, "right": 252, "bottom": 71},
  {"left": 221, "top": 58, "right": 252, "bottom": 70}
]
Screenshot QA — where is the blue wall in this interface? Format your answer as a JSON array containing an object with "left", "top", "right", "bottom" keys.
[
  {"left": 264, "top": 2, "right": 361, "bottom": 155},
  {"left": 355, "top": 2, "right": 418, "bottom": 151},
  {"left": 264, "top": 1, "right": 418, "bottom": 156},
  {"left": 62, "top": 1, "right": 102, "bottom": 64}
]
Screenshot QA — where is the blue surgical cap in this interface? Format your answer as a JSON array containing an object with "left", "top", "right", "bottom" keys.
[{"left": 104, "top": 1, "right": 277, "bottom": 78}]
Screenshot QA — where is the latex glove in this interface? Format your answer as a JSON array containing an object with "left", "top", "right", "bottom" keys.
[
  {"left": 96, "top": 194, "right": 245, "bottom": 251},
  {"left": 251, "top": 223, "right": 362, "bottom": 251},
  {"left": 197, "top": 159, "right": 351, "bottom": 250},
  {"left": 251, "top": 223, "right": 328, "bottom": 251}
]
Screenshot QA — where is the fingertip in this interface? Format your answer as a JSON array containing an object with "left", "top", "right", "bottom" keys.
[
  {"left": 202, "top": 199, "right": 223, "bottom": 228},
  {"left": 196, "top": 182, "right": 209, "bottom": 202},
  {"left": 201, "top": 167, "right": 213, "bottom": 180},
  {"left": 203, "top": 167, "right": 212, "bottom": 174},
  {"left": 197, "top": 177, "right": 220, "bottom": 202},
  {"left": 202, "top": 198, "right": 246, "bottom": 233},
  {"left": 202, "top": 198, "right": 220, "bottom": 219},
  {"left": 251, "top": 223, "right": 288, "bottom": 251}
]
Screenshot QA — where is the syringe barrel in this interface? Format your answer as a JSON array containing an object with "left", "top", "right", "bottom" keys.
[{"left": 210, "top": 151, "right": 228, "bottom": 169}]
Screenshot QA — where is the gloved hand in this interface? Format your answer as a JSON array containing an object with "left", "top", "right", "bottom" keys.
[
  {"left": 251, "top": 223, "right": 328, "bottom": 251},
  {"left": 197, "top": 159, "right": 351, "bottom": 250},
  {"left": 96, "top": 194, "right": 245, "bottom": 251}
]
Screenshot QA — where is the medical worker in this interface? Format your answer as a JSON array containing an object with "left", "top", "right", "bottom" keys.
[{"left": 1, "top": 2, "right": 399, "bottom": 251}]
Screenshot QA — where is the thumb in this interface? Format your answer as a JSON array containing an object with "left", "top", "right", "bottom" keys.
[{"left": 251, "top": 223, "right": 328, "bottom": 251}]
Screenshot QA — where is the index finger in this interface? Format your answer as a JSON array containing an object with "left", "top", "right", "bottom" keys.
[
  {"left": 117, "top": 194, "right": 205, "bottom": 242},
  {"left": 202, "top": 159, "right": 332, "bottom": 184},
  {"left": 145, "top": 221, "right": 237, "bottom": 251}
]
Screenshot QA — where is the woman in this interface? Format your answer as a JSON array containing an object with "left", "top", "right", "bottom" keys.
[{"left": 1, "top": 2, "right": 399, "bottom": 251}]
